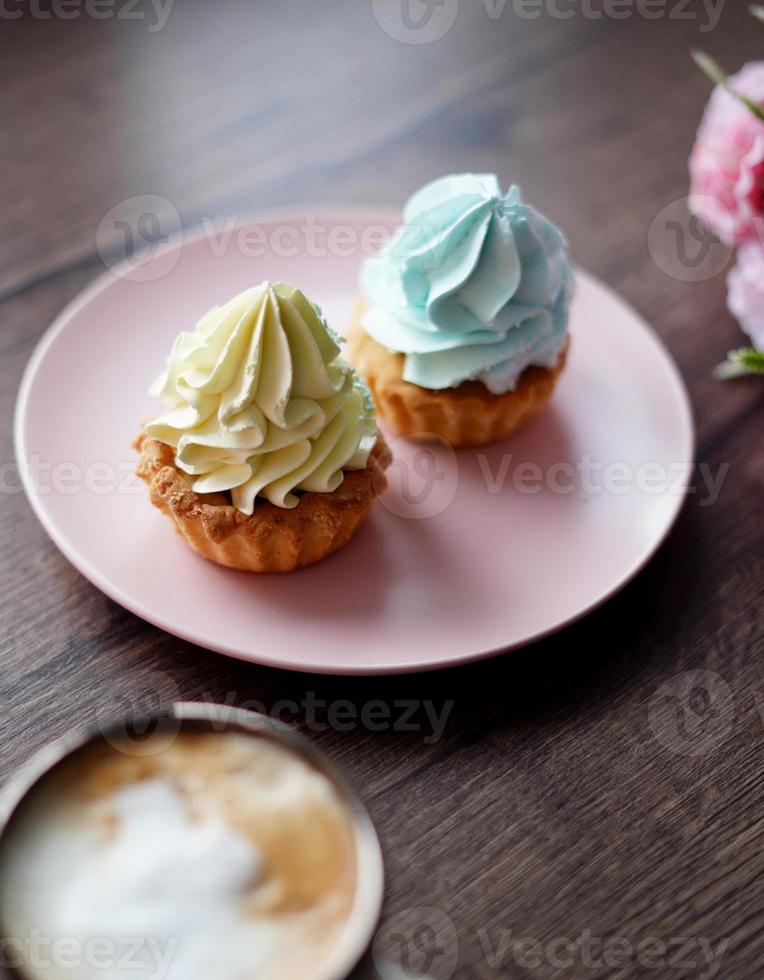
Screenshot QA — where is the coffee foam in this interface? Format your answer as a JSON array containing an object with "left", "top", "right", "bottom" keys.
[{"left": 0, "top": 732, "right": 358, "bottom": 980}]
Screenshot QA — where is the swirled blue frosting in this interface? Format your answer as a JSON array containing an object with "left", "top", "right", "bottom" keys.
[{"left": 361, "top": 174, "right": 574, "bottom": 393}]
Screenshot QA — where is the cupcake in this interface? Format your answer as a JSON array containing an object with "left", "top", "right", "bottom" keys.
[
  {"left": 348, "top": 173, "right": 574, "bottom": 447},
  {"left": 135, "top": 281, "right": 389, "bottom": 572}
]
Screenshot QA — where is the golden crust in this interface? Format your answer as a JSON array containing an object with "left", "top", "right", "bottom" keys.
[
  {"left": 346, "top": 300, "right": 568, "bottom": 448},
  {"left": 134, "top": 434, "right": 390, "bottom": 573}
]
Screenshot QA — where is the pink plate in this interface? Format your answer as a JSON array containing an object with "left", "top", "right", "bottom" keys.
[{"left": 15, "top": 210, "right": 694, "bottom": 674}]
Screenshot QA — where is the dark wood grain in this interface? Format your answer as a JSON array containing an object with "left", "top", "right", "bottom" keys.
[{"left": 1, "top": 2, "right": 763, "bottom": 978}]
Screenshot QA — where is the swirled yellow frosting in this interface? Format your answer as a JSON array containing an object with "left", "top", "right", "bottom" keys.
[{"left": 145, "top": 282, "right": 377, "bottom": 513}]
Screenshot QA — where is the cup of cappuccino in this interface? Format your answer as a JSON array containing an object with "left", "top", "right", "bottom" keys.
[{"left": 0, "top": 704, "right": 385, "bottom": 980}]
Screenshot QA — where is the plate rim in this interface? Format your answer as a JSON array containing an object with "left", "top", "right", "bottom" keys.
[{"left": 14, "top": 208, "right": 695, "bottom": 675}]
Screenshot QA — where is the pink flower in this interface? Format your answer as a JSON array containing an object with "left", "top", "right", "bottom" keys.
[
  {"left": 689, "top": 62, "right": 764, "bottom": 245},
  {"left": 728, "top": 241, "right": 764, "bottom": 350}
]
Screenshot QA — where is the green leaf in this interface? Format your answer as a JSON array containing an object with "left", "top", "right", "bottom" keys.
[
  {"left": 750, "top": 5, "right": 764, "bottom": 24},
  {"left": 715, "top": 347, "right": 764, "bottom": 379},
  {"left": 692, "top": 49, "right": 764, "bottom": 122}
]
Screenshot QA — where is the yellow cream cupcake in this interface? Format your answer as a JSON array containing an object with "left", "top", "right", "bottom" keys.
[{"left": 136, "top": 282, "right": 389, "bottom": 572}]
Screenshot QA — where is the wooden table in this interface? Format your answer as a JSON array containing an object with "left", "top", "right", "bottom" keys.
[{"left": 1, "top": 3, "right": 762, "bottom": 977}]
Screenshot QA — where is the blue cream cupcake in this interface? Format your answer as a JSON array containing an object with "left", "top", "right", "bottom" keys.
[{"left": 348, "top": 174, "right": 574, "bottom": 446}]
